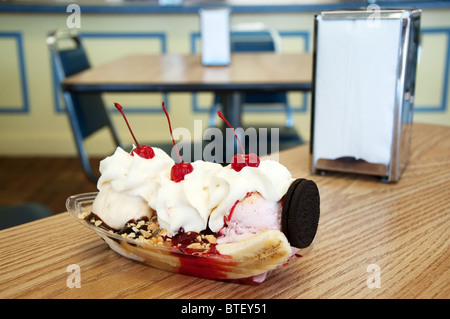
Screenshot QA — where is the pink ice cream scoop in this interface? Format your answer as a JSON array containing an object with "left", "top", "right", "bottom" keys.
[{"left": 217, "top": 192, "right": 282, "bottom": 244}]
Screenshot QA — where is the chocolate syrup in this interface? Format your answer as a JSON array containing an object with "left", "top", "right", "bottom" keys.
[{"left": 169, "top": 228, "right": 219, "bottom": 255}]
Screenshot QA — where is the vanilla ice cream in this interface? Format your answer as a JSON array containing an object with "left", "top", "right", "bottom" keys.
[{"left": 92, "top": 185, "right": 154, "bottom": 230}]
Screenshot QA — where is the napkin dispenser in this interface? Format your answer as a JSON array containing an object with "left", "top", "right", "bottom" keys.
[
  {"left": 311, "top": 9, "right": 421, "bottom": 182},
  {"left": 200, "top": 7, "right": 231, "bottom": 66}
]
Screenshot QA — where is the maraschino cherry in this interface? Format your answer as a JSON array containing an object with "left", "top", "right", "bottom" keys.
[
  {"left": 114, "top": 102, "right": 155, "bottom": 159},
  {"left": 217, "top": 111, "right": 260, "bottom": 172},
  {"left": 162, "top": 102, "right": 193, "bottom": 182}
]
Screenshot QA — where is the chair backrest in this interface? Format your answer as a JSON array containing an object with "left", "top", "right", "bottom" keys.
[
  {"left": 230, "top": 22, "right": 282, "bottom": 52},
  {"left": 47, "top": 29, "right": 113, "bottom": 140},
  {"left": 231, "top": 31, "right": 276, "bottom": 52},
  {"left": 230, "top": 23, "right": 286, "bottom": 104}
]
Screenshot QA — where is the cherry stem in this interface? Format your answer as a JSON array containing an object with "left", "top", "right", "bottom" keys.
[
  {"left": 217, "top": 110, "right": 245, "bottom": 155},
  {"left": 114, "top": 102, "right": 140, "bottom": 148},
  {"left": 162, "top": 102, "right": 182, "bottom": 163}
]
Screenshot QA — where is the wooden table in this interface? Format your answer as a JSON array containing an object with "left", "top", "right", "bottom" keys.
[
  {"left": 0, "top": 123, "right": 448, "bottom": 299},
  {"left": 62, "top": 53, "right": 313, "bottom": 93},
  {"left": 62, "top": 53, "right": 313, "bottom": 130}
]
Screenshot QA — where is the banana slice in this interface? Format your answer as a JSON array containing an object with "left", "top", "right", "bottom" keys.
[
  {"left": 115, "top": 229, "right": 292, "bottom": 280},
  {"left": 216, "top": 229, "right": 292, "bottom": 279}
]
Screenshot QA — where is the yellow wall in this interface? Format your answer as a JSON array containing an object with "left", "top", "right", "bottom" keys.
[{"left": 0, "top": 8, "right": 449, "bottom": 157}]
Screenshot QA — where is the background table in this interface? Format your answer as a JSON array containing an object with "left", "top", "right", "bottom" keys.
[
  {"left": 62, "top": 53, "right": 313, "bottom": 130},
  {"left": 62, "top": 53, "right": 313, "bottom": 92},
  {"left": 0, "top": 123, "right": 448, "bottom": 299}
]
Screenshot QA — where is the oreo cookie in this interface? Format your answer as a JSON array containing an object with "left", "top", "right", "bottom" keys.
[
  {"left": 281, "top": 178, "right": 320, "bottom": 249},
  {"left": 281, "top": 178, "right": 304, "bottom": 238}
]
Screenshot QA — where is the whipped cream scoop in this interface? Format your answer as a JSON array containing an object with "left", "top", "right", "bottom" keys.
[
  {"left": 93, "top": 146, "right": 294, "bottom": 235},
  {"left": 156, "top": 160, "right": 223, "bottom": 234},
  {"left": 92, "top": 147, "right": 174, "bottom": 229},
  {"left": 97, "top": 147, "right": 174, "bottom": 209}
]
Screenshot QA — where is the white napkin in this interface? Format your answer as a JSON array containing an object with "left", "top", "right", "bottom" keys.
[
  {"left": 200, "top": 8, "right": 231, "bottom": 66},
  {"left": 313, "top": 17, "right": 402, "bottom": 166}
]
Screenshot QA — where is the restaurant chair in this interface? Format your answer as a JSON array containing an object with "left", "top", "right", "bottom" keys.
[
  {"left": 0, "top": 203, "right": 53, "bottom": 230},
  {"left": 47, "top": 29, "right": 190, "bottom": 176},
  {"left": 47, "top": 28, "right": 121, "bottom": 183}
]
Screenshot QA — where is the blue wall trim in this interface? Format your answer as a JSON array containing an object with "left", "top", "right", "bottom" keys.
[
  {"left": 190, "top": 30, "right": 310, "bottom": 114},
  {"left": 80, "top": 32, "right": 167, "bottom": 54},
  {"left": 0, "top": 32, "right": 29, "bottom": 114},
  {"left": 52, "top": 31, "right": 167, "bottom": 114},
  {"left": 1, "top": 2, "right": 450, "bottom": 14},
  {"left": 414, "top": 27, "right": 450, "bottom": 113}
]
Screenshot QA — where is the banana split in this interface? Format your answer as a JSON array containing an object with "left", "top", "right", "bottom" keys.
[{"left": 74, "top": 103, "right": 320, "bottom": 284}]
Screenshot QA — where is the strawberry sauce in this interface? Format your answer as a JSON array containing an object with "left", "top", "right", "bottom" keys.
[{"left": 169, "top": 229, "right": 236, "bottom": 279}]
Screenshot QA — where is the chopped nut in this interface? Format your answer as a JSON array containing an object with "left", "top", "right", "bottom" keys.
[
  {"left": 204, "top": 235, "right": 217, "bottom": 244},
  {"left": 94, "top": 220, "right": 102, "bottom": 227},
  {"left": 140, "top": 229, "right": 151, "bottom": 238},
  {"left": 137, "top": 220, "right": 145, "bottom": 227},
  {"left": 159, "top": 229, "right": 168, "bottom": 236},
  {"left": 187, "top": 242, "right": 203, "bottom": 249},
  {"left": 78, "top": 212, "right": 89, "bottom": 220}
]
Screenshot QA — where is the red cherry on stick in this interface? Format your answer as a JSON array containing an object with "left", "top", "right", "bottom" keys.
[
  {"left": 131, "top": 144, "right": 155, "bottom": 159},
  {"left": 114, "top": 102, "right": 155, "bottom": 159},
  {"left": 217, "top": 111, "right": 260, "bottom": 172},
  {"left": 162, "top": 102, "right": 193, "bottom": 182},
  {"left": 170, "top": 162, "right": 194, "bottom": 183}
]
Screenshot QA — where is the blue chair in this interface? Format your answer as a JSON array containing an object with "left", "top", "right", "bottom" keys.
[
  {"left": 209, "top": 23, "right": 295, "bottom": 129},
  {"left": 47, "top": 29, "right": 186, "bottom": 172},
  {"left": 47, "top": 29, "right": 121, "bottom": 183},
  {"left": 0, "top": 203, "right": 53, "bottom": 230}
]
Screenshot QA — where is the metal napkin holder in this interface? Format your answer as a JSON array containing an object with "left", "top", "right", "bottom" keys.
[{"left": 311, "top": 9, "right": 421, "bottom": 182}]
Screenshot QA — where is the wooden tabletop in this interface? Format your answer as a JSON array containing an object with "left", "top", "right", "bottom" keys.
[
  {"left": 62, "top": 53, "right": 313, "bottom": 92},
  {"left": 0, "top": 123, "right": 448, "bottom": 299}
]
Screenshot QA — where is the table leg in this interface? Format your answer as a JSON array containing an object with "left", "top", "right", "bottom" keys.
[{"left": 220, "top": 91, "right": 244, "bottom": 162}]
